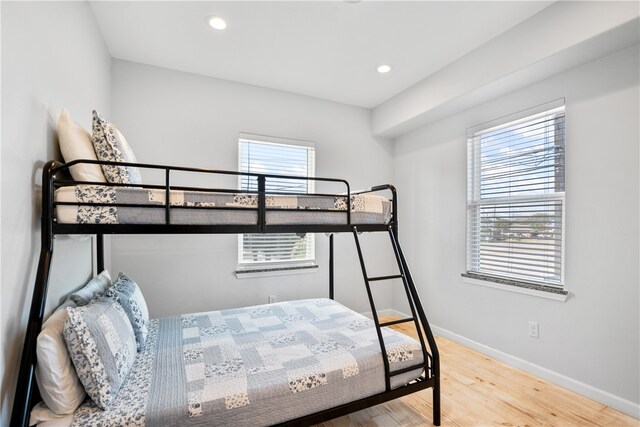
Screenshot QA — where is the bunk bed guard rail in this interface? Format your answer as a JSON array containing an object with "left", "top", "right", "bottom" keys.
[{"left": 49, "top": 159, "right": 398, "bottom": 235}]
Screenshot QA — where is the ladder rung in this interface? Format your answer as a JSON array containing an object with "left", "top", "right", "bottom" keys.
[
  {"left": 390, "top": 363, "right": 427, "bottom": 377},
  {"left": 368, "top": 274, "right": 403, "bottom": 282},
  {"left": 380, "top": 317, "right": 414, "bottom": 328}
]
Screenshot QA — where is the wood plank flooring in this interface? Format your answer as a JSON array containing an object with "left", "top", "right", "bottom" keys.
[{"left": 316, "top": 317, "right": 639, "bottom": 427}]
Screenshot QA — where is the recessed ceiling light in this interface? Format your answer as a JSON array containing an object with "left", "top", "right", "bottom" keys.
[
  {"left": 377, "top": 64, "right": 391, "bottom": 74},
  {"left": 207, "top": 16, "right": 227, "bottom": 30}
]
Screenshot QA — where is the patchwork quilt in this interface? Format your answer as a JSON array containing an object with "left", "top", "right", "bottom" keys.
[
  {"left": 55, "top": 185, "right": 392, "bottom": 225},
  {"left": 70, "top": 299, "right": 424, "bottom": 426}
]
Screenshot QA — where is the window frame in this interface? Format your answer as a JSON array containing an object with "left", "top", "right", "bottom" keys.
[
  {"left": 236, "top": 133, "right": 317, "bottom": 275},
  {"left": 463, "top": 99, "right": 568, "bottom": 299}
]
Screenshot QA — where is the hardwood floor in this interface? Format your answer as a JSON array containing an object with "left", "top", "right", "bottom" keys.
[{"left": 316, "top": 318, "right": 639, "bottom": 427}]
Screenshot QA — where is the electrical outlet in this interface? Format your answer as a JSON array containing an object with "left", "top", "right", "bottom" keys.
[
  {"left": 268, "top": 295, "right": 277, "bottom": 304},
  {"left": 528, "top": 321, "right": 539, "bottom": 338}
]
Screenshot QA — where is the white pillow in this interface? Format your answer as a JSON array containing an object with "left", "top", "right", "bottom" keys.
[
  {"left": 35, "top": 300, "right": 86, "bottom": 415},
  {"left": 29, "top": 401, "right": 73, "bottom": 426},
  {"left": 57, "top": 109, "right": 106, "bottom": 183},
  {"left": 68, "top": 270, "right": 112, "bottom": 306}
]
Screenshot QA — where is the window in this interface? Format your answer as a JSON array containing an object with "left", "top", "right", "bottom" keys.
[
  {"left": 464, "top": 100, "right": 566, "bottom": 293},
  {"left": 237, "top": 133, "right": 316, "bottom": 272}
]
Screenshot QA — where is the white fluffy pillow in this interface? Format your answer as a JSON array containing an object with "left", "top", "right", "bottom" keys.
[
  {"left": 35, "top": 270, "right": 112, "bottom": 414},
  {"left": 57, "top": 109, "right": 106, "bottom": 183},
  {"left": 29, "top": 401, "right": 73, "bottom": 426},
  {"left": 35, "top": 299, "right": 86, "bottom": 415}
]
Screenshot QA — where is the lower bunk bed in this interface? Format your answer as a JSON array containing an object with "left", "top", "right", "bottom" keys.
[{"left": 32, "top": 298, "right": 424, "bottom": 426}]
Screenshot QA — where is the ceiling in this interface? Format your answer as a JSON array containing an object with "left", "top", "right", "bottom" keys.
[{"left": 89, "top": 1, "right": 552, "bottom": 108}]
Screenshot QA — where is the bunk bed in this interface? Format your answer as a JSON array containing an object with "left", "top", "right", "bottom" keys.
[{"left": 11, "top": 159, "right": 441, "bottom": 427}]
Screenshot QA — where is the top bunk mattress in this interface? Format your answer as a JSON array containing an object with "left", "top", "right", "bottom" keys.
[
  {"left": 55, "top": 185, "right": 392, "bottom": 225},
  {"left": 55, "top": 298, "right": 423, "bottom": 427}
]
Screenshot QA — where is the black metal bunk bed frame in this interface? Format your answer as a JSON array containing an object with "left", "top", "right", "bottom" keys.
[{"left": 11, "top": 159, "right": 441, "bottom": 427}]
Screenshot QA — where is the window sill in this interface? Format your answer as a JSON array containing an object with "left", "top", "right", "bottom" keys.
[
  {"left": 236, "top": 264, "right": 318, "bottom": 279},
  {"left": 461, "top": 273, "right": 568, "bottom": 302}
]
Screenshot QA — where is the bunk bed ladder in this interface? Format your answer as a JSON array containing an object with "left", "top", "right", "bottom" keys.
[{"left": 352, "top": 226, "right": 441, "bottom": 426}]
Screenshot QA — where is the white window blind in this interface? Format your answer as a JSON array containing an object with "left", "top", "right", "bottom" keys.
[
  {"left": 238, "top": 134, "right": 315, "bottom": 269},
  {"left": 466, "top": 101, "right": 565, "bottom": 289}
]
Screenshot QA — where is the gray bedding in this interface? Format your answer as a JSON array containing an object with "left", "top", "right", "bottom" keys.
[
  {"left": 70, "top": 299, "right": 424, "bottom": 426},
  {"left": 55, "top": 185, "right": 392, "bottom": 225}
]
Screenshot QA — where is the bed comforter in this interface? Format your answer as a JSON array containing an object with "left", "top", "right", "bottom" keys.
[{"left": 69, "top": 299, "right": 424, "bottom": 426}]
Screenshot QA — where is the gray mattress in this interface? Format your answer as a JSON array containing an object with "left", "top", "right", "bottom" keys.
[
  {"left": 70, "top": 299, "right": 424, "bottom": 426},
  {"left": 55, "top": 185, "right": 392, "bottom": 225}
]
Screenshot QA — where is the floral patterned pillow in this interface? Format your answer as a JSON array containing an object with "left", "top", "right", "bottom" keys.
[
  {"left": 64, "top": 297, "right": 137, "bottom": 410},
  {"left": 91, "top": 110, "right": 142, "bottom": 185},
  {"left": 105, "top": 273, "right": 149, "bottom": 352}
]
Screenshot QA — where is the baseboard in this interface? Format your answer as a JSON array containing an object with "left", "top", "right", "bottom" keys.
[
  {"left": 361, "top": 310, "right": 639, "bottom": 418},
  {"left": 360, "top": 308, "right": 408, "bottom": 319},
  {"left": 431, "top": 325, "right": 640, "bottom": 419}
]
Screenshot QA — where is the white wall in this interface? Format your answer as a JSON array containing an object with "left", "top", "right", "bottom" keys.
[
  {"left": 372, "top": 1, "right": 639, "bottom": 138},
  {"left": 1, "top": 2, "right": 111, "bottom": 424},
  {"left": 393, "top": 45, "right": 639, "bottom": 412},
  {"left": 109, "top": 60, "right": 396, "bottom": 318}
]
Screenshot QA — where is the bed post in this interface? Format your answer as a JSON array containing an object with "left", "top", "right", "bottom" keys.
[
  {"left": 10, "top": 160, "right": 58, "bottom": 427},
  {"left": 390, "top": 184, "right": 398, "bottom": 240},
  {"left": 329, "top": 233, "right": 334, "bottom": 300},
  {"left": 393, "top": 190, "right": 441, "bottom": 425},
  {"left": 96, "top": 234, "right": 104, "bottom": 273},
  {"left": 394, "top": 238, "right": 441, "bottom": 426},
  {"left": 383, "top": 183, "right": 441, "bottom": 425}
]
